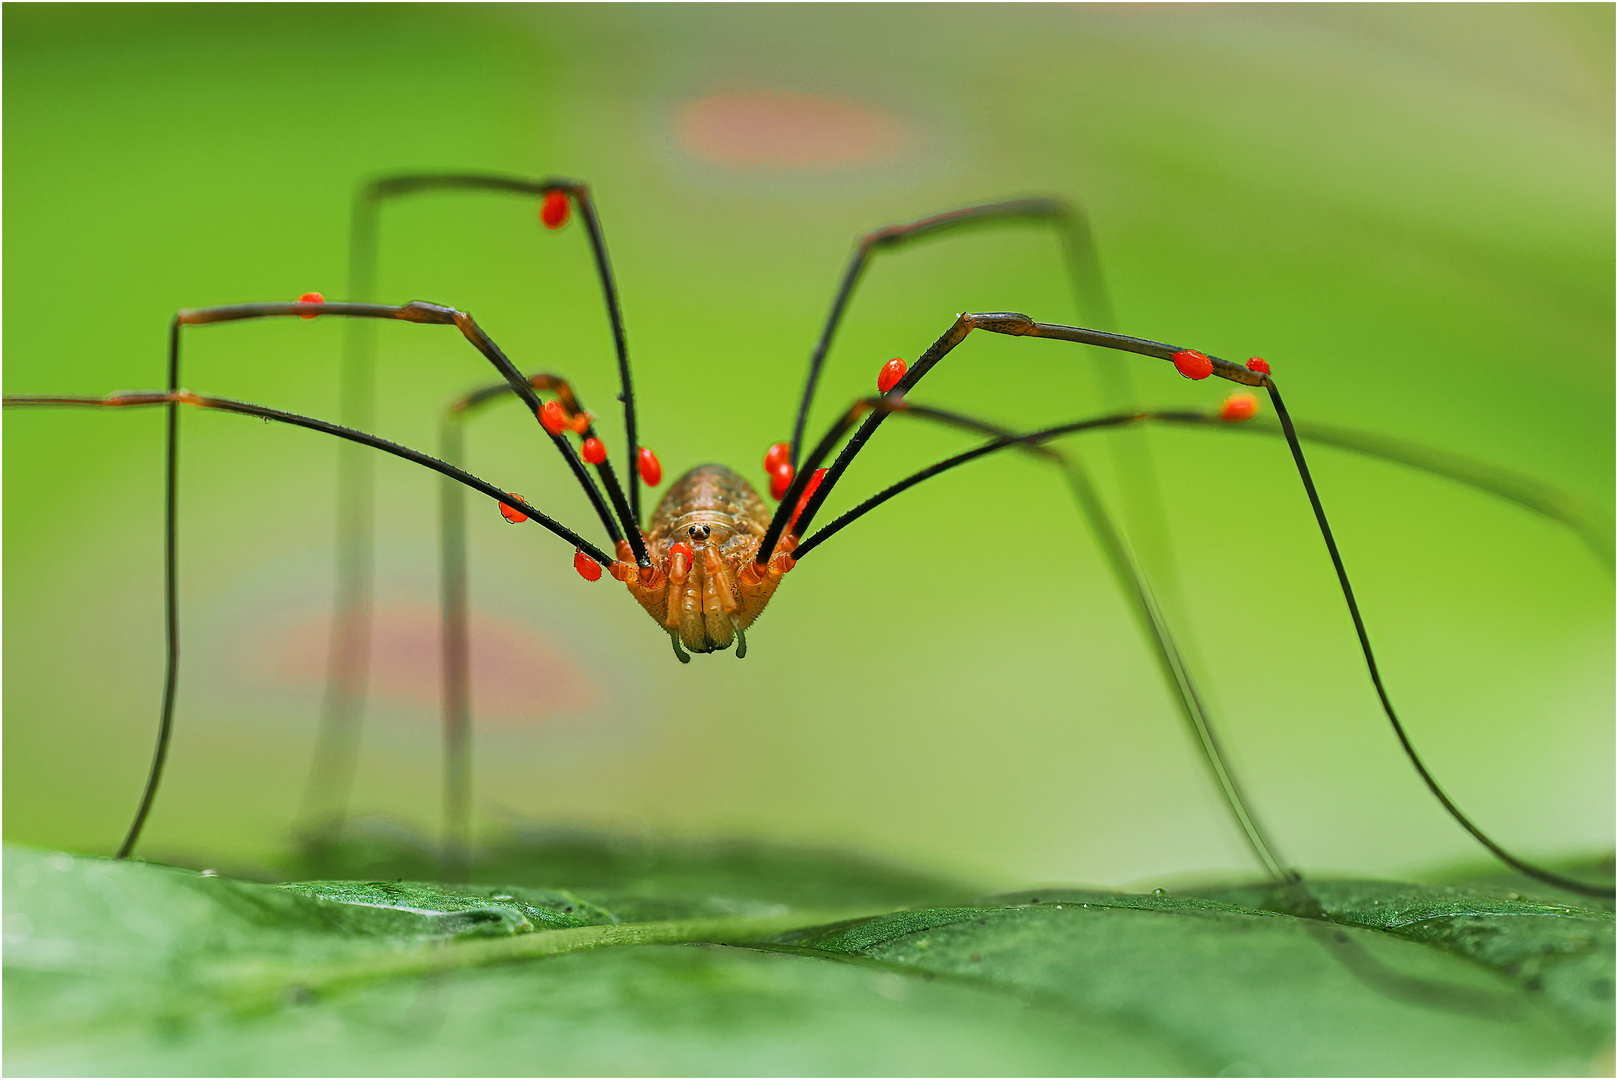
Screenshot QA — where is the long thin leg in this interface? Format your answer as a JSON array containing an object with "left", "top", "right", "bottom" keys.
[
  {"left": 322, "top": 175, "right": 645, "bottom": 837},
  {"left": 762, "top": 312, "right": 1246, "bottom": 554},
  {"left": 799, "top": 397, "right": 1616, "bottom": 894},
  {"left": 354, "top": 173, "right": 643, "bottom": 520},
  {"left": 438, "top": 418, "right": 472, "bottom": 882},
  {"left": 797, "top": 403, "right": 1614, "bottom": 575},
  {"left": 430, "top": 365, "right": 662, "bottom": 875},
  {"left": 776, "top": 396, "right": 1294, "bottom": 882},
  {"left": 789, "top": 197, "right": 1180, "bottom": 598},
  {"left": 111, "top": 325, "right": 184, "bottom": 858},
  {"left": 769, "top": 312, "right": 1614, "bottom": 898},
  {"left": 5, "top": 393, "right": 612, "bottom": 555},
  {"left": 794, "top": 404, "right": 1187, "bottom": 557},
  {"left": 177, "top": 300, "right": 646, "bottom": 561},
  {"left": 303, "top": 194, "right": 380, "bottom": 833},
  {"left": 784, "top": 207, "right": 1250, "bottom": 883},
  {"left": 1261, "top": 382, "right": 1612, "bottom": 899},
  {"left": 1173, "top": 415, "right": 1615, "bottom": 572},
  {"left": 4, "top": 389, "right": 607, "bottom": 858},
  {"left": 790, "top": 199, "right": 1115, "bottom": 465}
]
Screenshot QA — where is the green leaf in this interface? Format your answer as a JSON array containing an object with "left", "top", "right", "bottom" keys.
[
  {"left": 276, "top": 880, "right": 619, "bottom": 935},
  {"left": 1196, "top": 874, "right": 1616, "bottom": 1034},
  {"left": 285, "top": 823, "right": 980, "bottom": 921},
  {"left": 6, "top": 843, "right": 1612, "bottom": 1076},
  {"left": 777, "top": 885, "right": 1613, "bottom": 1076}
]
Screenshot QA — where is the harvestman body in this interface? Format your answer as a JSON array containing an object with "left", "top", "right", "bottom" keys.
[{"left": 6, "top": 174, "right": 1611, "bottom": 901}]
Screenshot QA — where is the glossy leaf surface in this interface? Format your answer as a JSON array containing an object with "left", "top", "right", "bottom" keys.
[{"left": 6, "top": 842, "right": 1611, "bottom": 1076}]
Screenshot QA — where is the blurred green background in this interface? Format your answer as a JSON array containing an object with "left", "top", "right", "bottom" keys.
[{"left": 5, "top": 4, "right": 1611, "bottom": 889}]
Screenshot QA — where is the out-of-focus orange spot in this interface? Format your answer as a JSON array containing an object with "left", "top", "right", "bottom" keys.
[
  {"left": 676, "top": 91, "right": 905, "bottom": 170},
  {"left": 272, "top": 605, "right": 598, "bottom": 726}
]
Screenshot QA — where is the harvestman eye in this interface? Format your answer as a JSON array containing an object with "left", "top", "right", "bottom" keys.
[{"left": 4, "top": 173, "right": 1610, "bottom": 904}]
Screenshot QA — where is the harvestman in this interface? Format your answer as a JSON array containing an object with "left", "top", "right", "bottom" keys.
[{"left": 7, "top": 174, "right": 1611, "bottom": 900}]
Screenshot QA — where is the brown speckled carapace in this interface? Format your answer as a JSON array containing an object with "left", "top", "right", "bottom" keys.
[{"left": 608, "top": 464, "right": 797, "bottom": 658}]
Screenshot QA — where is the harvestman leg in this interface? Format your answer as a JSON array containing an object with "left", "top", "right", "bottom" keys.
[
  {"left": 1190, "top": 416, "right": 1615, "bottom": 571},
  {"left": 183, "top": 301, "right": 647, "bottom": 554},
  {"left": 432, "top": 360, "right": 1612, "bottom": 896},
  {"left": 790, "top": 199, "right": 1112, "bottom": 463},
  {"left": 799, "top": 394, "right": 1613, "bottom": 900},
  {"left": 438, "top": 419, "right": 473, "bottom": 880},
  {"left": 767, "top": 312, "right": 1613, "bottom": 899},
  {"left": 786, "top": 204, "right": 1288, "bottom": 881},
  {"left": 798, "top": 399, "right": 1615, "bottom": 578},
  {"left": 775, "top": 391, "right": 1295, "bottom": 884},
  {"left": 435, "top": 370, "right": 631, "bottom": 878},
  {"left": 812, "top": 389, "right": 1572, "bottom": 1002},
  {"left": 310, "top": 174, "right": 642, "bottom": 836},
  {"left": 4, "top": 388, "right": 606, "bottom": 861},
  {"left": 6, "top": 298, "right": 632, "bottom": 859},
  {"left": 789, "top": 198, "right": 1180, "bottom": 592},
  {"left": 786, "top": 202, "right": 1284, "bottom": 878}
]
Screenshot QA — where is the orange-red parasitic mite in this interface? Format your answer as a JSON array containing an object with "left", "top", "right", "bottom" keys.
[
  {"left": 569, "top": 411, "right": 592, "bottom": 435},
  {"left": 769, "top": 461, "right": 794, "bottom": 501},
  {"left": 1172, "top": 349, "right": 1213, "bottom": 380},
  {"left": 499, "top": 494, "right": 527, "bottom": 524},
  {"left": 793, "top": 468, "right": 827, "bottom": 526},
  {"left": 764, "top": 441, "right": 790, "bottom": 474},
  {"left": 877, "top": 357, "right": 907, "bottom": 393},
  {"left": 668, "top": 541, "right": 694, "bottom": 577},
  {"left": 298, "top": 292, "right": 324, "bottom": 318},
  {"left": 581, "top": 437, "right": 607, "bottom": 464},
  {"left": 540, "top": 190, "right": 570, "bottom": 230},
  {"left": 1219, "top": 392, "right": 1259, "bottom": 422},
  {"left": 638, "top": 446, "right": 662, "bottom": 486},
  {"left": 1246, "top": 357, "right": 1271, "bottom": 375},
  {"left": 538, "top": 400, "right": 568, "bottom": 437},
  {"left": 573, "top": 549, "right": 602, "bottom": 581}
]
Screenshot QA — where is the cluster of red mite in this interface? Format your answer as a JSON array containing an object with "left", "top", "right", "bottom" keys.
[
  {"left": 294, "top": 189, "right": 1270, "bottom": 587},
  {"left": 1177, "top": 348, "right": 1268, "bottom": 422}
]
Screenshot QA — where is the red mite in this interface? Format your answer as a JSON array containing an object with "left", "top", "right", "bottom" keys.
[
  {"left": 792, "top": 468, "right": 826, "bottom": 527},
  {"left": 877, "top": 357, "right": 907, "bottom": 393},
  {"left": 1172, "top": 349, "right": 1213, "bottom": 380},
  {"left": 638, "top": 447, "right": 662, "bottom": 486},
  {"left": 538, "top": 400, "right": 568, "bottom": 437},
  {"left": 1246, "top": 357, "right": 1271, "bottom": 375},
  {"left": 769, "top": 461, "right": 794, "bottom": 501},
  {"left": 540, "top": 190, "right": 570, "bottom": 230},
  {"left": 298, "top": 292, "right": 324, "bottom": 319},
  {"left": 499, "top": 494, "right": 527, "bottom": 524},
  {"left": 1219, "top": 392, "right": 1259, "bottom": 423},
  {"left": 581, "top": 437, "right": 607, "bottom": 465}
]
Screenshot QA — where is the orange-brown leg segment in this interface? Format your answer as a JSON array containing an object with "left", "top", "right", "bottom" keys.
[
  {"left": 736, "top": 535, "right": 797, "bottom": 632},
  {"left": 608, "top": 540, "right": 684, "bottom": 657},
  {"left": 664, "top": 542, "right": 696, "bottom": 662},
  {"left": 701, "top": 546, "right": 745, "bottom": 657}
]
